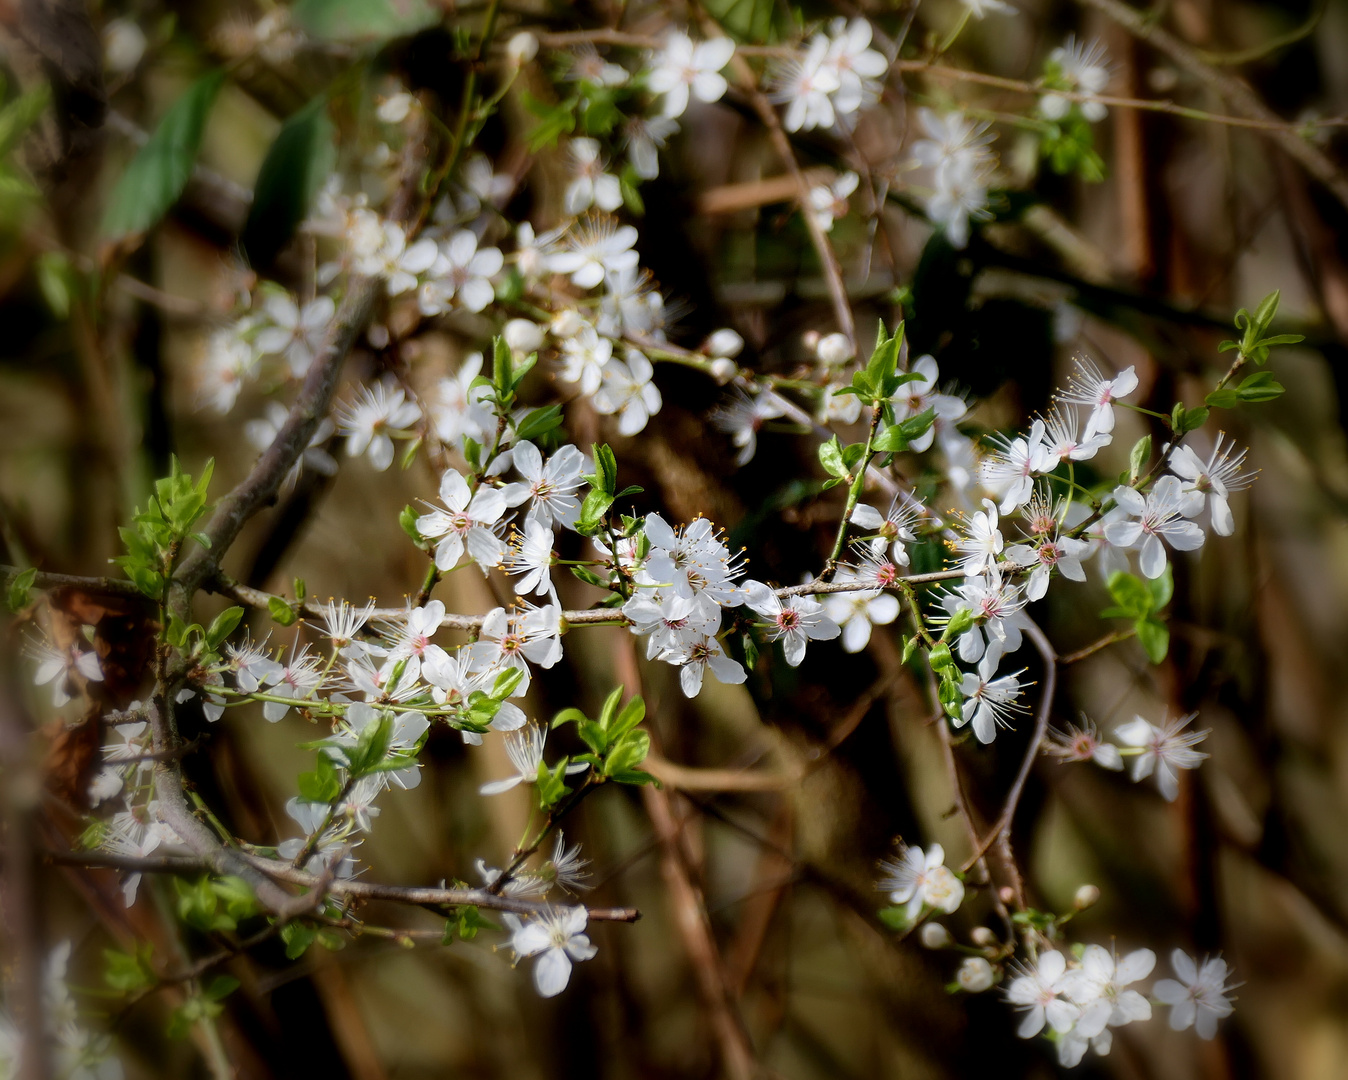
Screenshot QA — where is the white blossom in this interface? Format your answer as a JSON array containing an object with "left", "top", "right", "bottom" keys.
[
  {"left": 1005, "top": 950, "right": 1080, "bottom": 1038},
  {"left": 593, "top": 348, "right": 662, "bottom": 435},
  {"left": 1104, "top": 476, "right": 1205, "bottom": 579},
  {"left": 957, "top": 644, "right": 1030, "bottom": 744},
  {"left": 501, "top": 441, "right": 587, "bottom": 529},
  {"left": 807, "top": 171, "right": 859, "bottom": 232},
  {"left": 1041, "top": 37, "right": 1112, "bottom": 123},
  {"left": 709, "top": 389, "right": 788, "bottom": 466},
  {"left": 823, "top": 569, "right": 900, "bottom": 652},
  {"left": 547, "top": 214, "right": 640, "bottom": 290},
  {"left": 338, "top": 381, "right": 422, "bottom": 471},
  {"left": 768, "top": 34, "right": 841, "bottom": 133},
  {"left": 1153, "top": 949, "right": 1235, "bottom": 1039},
  {"left": 646, "top": 32, "right": 734, "bottom": 119},
  {"left": 564, "top": 137, "right": 624, "bottom": 214},
  {"left": 1057, "top": 358, "right": 1138, "bottom": 439},
  {"left": 416, "top": 469, "right": 508, "bottom": 573},
  {"left": 742, "top": 580, "right": 840, "bottom": 666},
  {"left": 1168, "top": 433, "right": 1254, "bottom": 537},
  {"left": 1112, "top": 712, "right": 1209, "bottom": 801},
  {"left": 502, "top": 906, "right": 597, "bottom": 997},
  {"left": 878, "top": 843, "right": 965, "bottom": 921}
]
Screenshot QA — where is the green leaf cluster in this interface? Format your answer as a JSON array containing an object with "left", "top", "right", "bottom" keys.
[
  {"left": 1039, "top": 115, "right": 1105, "bottom": 182},
  {"left": 112, "top": 457, "right": 215, "bottom": 600},
  {"left": 575, "top": 443, "right": 642, "bottom": 537},
  {"left": 166, "top": 976, "right": 240, "bottom": 1040},
  {"left": 174, "top": 875, "right": 259, "bottom": 934},
  {"left": 1217, "top": 289, "right": 1303, "bottom": 368},
  {"left": 1102, "top": 568, "right": 1172, "bottom": 664},
  {"left": 553, "top": 686, "right": 659, "bottom": 788},
  {"left": 103, "top": 943, "right": 156, "bottom": 993}
]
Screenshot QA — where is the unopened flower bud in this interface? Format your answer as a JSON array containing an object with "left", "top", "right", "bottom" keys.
[
  {"left": 551, "top": 309, "right": 585, "bottom": 338},
  {"left": 816, "top": 332, "right": 853, "bottom": 366},
  {"left": 1074, "top": 884, "right": 1100, "bottom": 910},
  {"left": 103, "top": 18, "right": 147, "bottom": 74},
  {"left": 957, "top": 957, "right": 995, "bottom": 993},
  {"left": 709, "top": 357, "right": 737, "bottom": 384},
  {"left": 504, "top": 318, "right": 545, "bottom": 354},
  {"left": 919, "top": 923, "right": 951, "bottom": 949},
  {"left": 506, "top": 31, "right": 539, "bottom": 65},
  {"left": 970, "top": 926, "right": 997, "bottom": 948},
  {"left": 801, "top": 330, "right": 821, "bottom": 352},
  {"left": 367, "top": 323, "right": 391, "bottom": 350},
  {"left": 705, "top": 328, "right": 744, "bottom": 359},
  {"left": 376, "top": 92, "right": 413, "bottom": 124},
  {"left": 998, "top": 886, "right": 1015, "bottom": 905}
]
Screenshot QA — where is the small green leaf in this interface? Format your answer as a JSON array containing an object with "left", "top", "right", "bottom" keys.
[
  {"left": 1235, "top": 370, "right": 1285, "bottom": 402},
  {"left": 1105, "top": 571, "right": 1152, "bottom": 619},
  {"left": 1135, "top": 617, "right": 1169, "bottom": 664},
  {"left": 205, "top": 606, "right": 244, "bottom": 650},
  {"left": 1128, "top": 436, "right": 1151, "bottom": 483},
  {"left": 6, "top": 567, "right": 37, "bottom": 612},
  {"left": 242, "top": 95, "right": 336, "bottom": 268},
  {"left": 515, "top": 404, "right": 564, "bottom": 442},
  {"left": 298, "top": 753, "right": 342, "bottom": 803},
  {"left": 1205, "top": 388, "right": 1239, "bottom": 410},
  {"left": 103, "top": 69, "right": 226, "bottom": 237},
  {"left": 818, "top": 436, "right": 848, "bottom": 479},
  {"left": 268, "top": 595, "right": 298, "bottom": 626}
]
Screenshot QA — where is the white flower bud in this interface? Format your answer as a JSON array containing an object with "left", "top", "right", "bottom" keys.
[
  {"left": 801, "top": 330, "right": 821, "bottom": 352},
  {"left": 970, "top": 926, "right": 997, "bottom": 948},
  {"left": 919, "top": 923, "right": 951, "bottom": 949},
  {"left": 956, "top": 957, "right": 995, "bottom": 993},
  {"left": 705, "top": 328, "right": 744, "bottom": 359},
  {"left": 816, "top": 332, "right": 853, "bottom": 367},
  {"left": 709, "top": 357, "right": 737, "bottom": 384},
  {"left": 504, "top": 318, "right": 545, "bottom": 354},
  {"left": 376, "top": 93, "right": 413, "bottom": 124},
  {"left": 103, "top": 18, "right": 147, "bottom": 74},
  {"left": 550, "top": 309, "right": 586, "bottom": 338},
  {"left": 367, "top": 324, "right": 391, "bottom": 349},
  {"left": 506, "top": 31, "right": 539, "bottom": 64},
  {"left": 1074, "top": 883, "right": 1100, "bottom": 910}
]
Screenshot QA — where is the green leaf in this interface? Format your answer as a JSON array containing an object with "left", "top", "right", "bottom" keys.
[
  {"left": 609, "top": 694, "right": 645, "bottom": 741},
  {"left": 1205, "top": 388, "right": 1239, "bottom": 409},
  {"left": 205, "top": 606, "right": 244, "bottom": 650},
  {"left": 268, "top": 595, "right": 298, "bottom": 626},
  {"left": 1135, "top": 617, "right": 1169, "bottom": 665},
  {"left": 1146, "top": 565, "right": 1173, "bottom": 610},
  {"left": 102, "top": 69, "right": 226, "bottom": 237},
  {"left": 1105, "top": 571, "right": 1152, "bottom": 618},
  {"left": 877, "top": 906, "right": 909, "bottom": 931},
  {"left": 291, "top": 0, "right": 438, "bottom": 41},
  {"left": 575, "top": 489, "right": 614, "bottom": 536},
  {"left": 604, "top": 729, "right": 651, "bottom": 776},
  {"left": 103, "top": 944, "right": 155, "bottom": 993},
  {"left": 34, "top": 251, "right": 72, "bottom": 318},
  {"left": 536, "top": 759, "right": 571, "bottom": 808},
  {"left": 298, "top": 753, "right": 342, "bottom": 803},
  {"left": 204, "top": 975, "right": 240, "bottom": 1001},
  {"left": 609, "top": 769, "right": 659, "bottom": 786},
  {"left": 492, "top": 336, "right": 513, "bottom": 396},
  {"left": 347, "top": 712, "right": 393, "bottom": 776},
  {"left": 399, "top": 505, "right": 424, "bottom": 545},
  {"left": 281, "top": 923, "right": 317, "bottom": 960},
  {"left": 1128, "top": 436, "right": 1151, "bottom": 483},
  {"left": 242, "top": 95, "right": 336, "bottom": 269},
  {"left": 1180, "top": 406, "right": 1210, "bottom": 433},
  {"left": 927, "top": 641, "right": 953, "bottom": 673},
  {"left": 516, "top": 404, "right": 563, "bottom": 442},
  {"left": 0, "top": 83, "right": 50, "bottom": 159},
  {"left": 818, "top": 435, "right": 848, "bottom": 479},
  {"left": 1235, "top": 370, "right": 1285, "bottom": 402},
  {"left": 6, "top": 566, "right": 36, "bottom": 612},
  {"left": 1252, "top": 290, "right": 1280, "bottom": 332},
  {"left": 588, "top": 443, "right": 618, "bottom": 496}
]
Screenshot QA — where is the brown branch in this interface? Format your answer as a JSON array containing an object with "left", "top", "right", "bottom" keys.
[
  {"left": 959, "top": 619, "right": 1058, "bottom": 906},
  {"left": 169, "top": 275, "right": 381, "bottom": 613},
  {"left": 1, "top": 564, "right": 145, "bottom": 600},
  {"left": 41, "top": 846, "right": 642, "bottom": 922},
  {"left": 1074, "top": 0, "right": 1348, "bottom": 213},
  {"left": 727, "top": 56, "right": 857, "bottom": 350}
]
